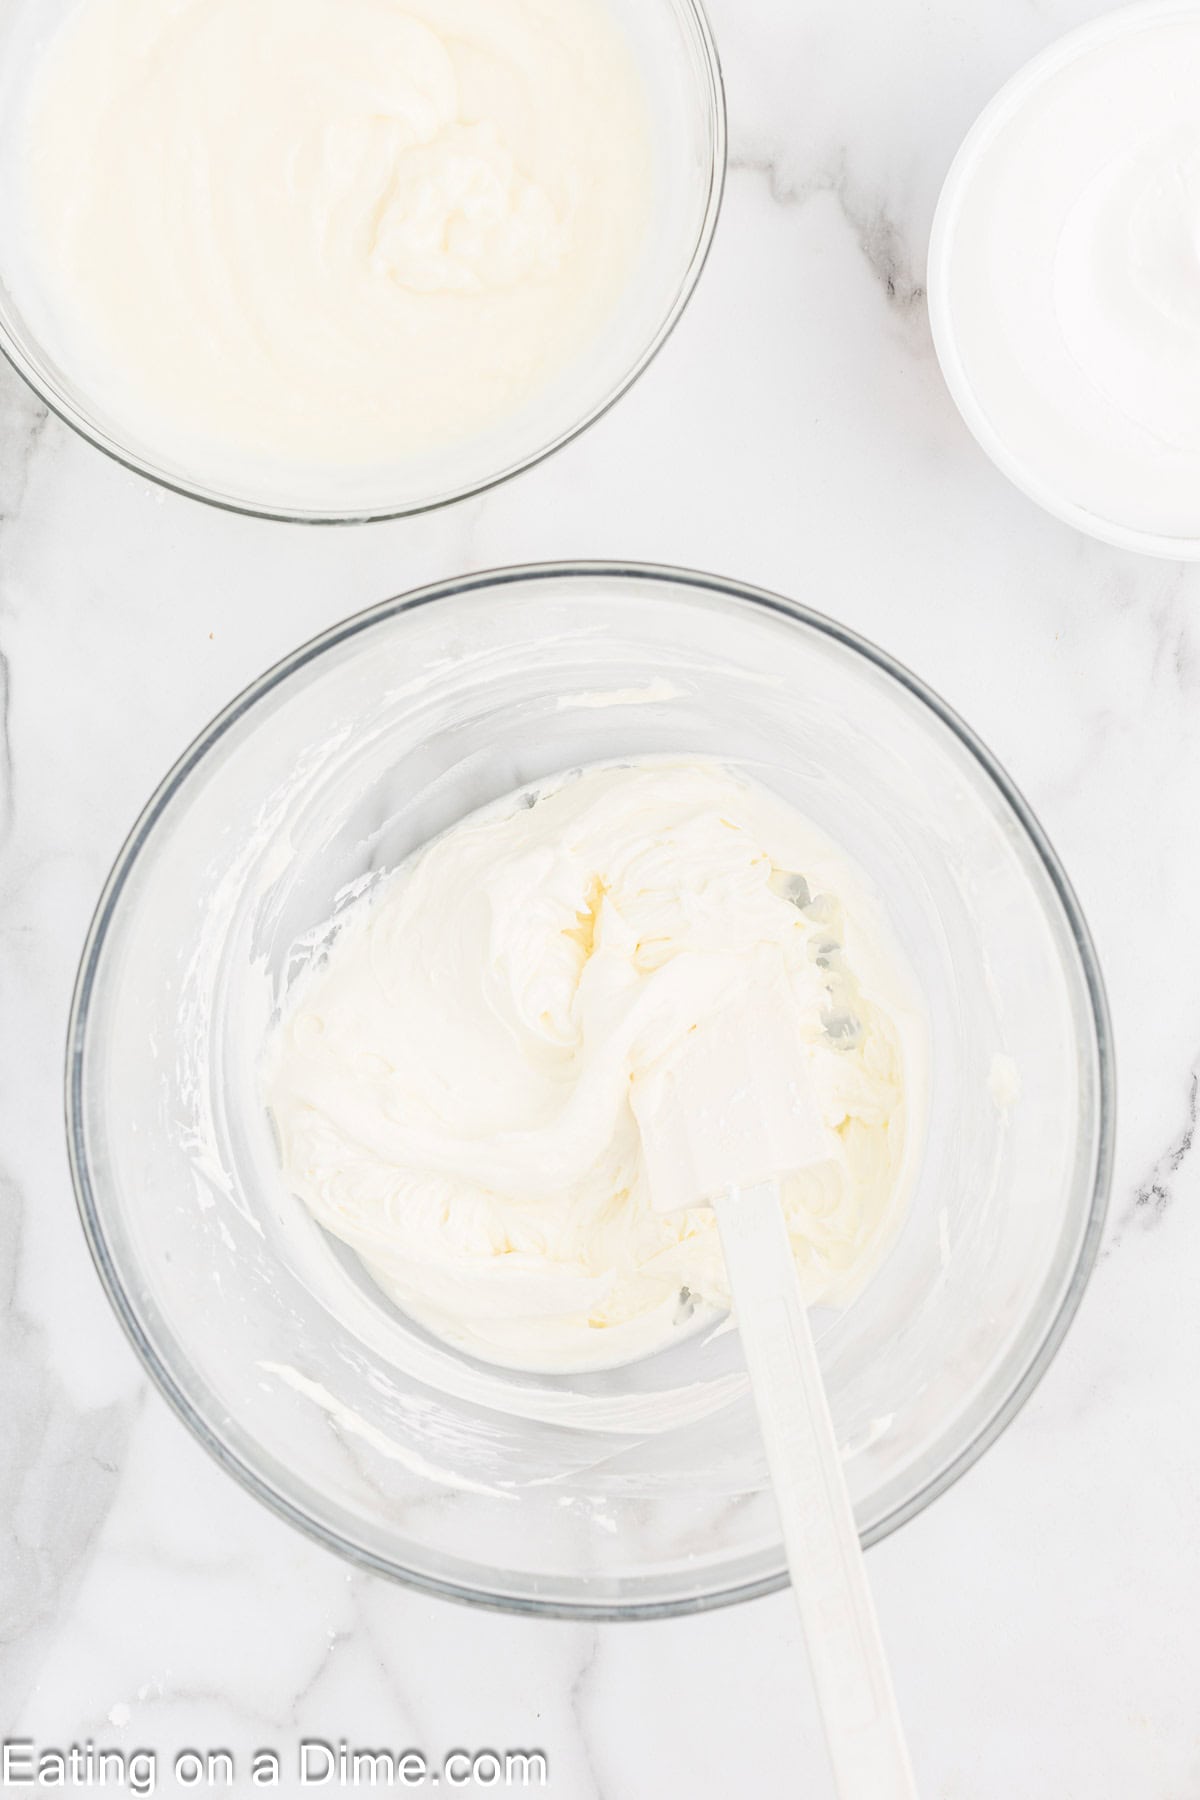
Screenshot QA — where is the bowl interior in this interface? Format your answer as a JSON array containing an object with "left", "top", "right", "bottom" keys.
[
  {"left": 70, "top": 568, "right": 1109, "bottom": 1613},
  {"left": 0, "top": 0, "right": 723, "bottom": 520}
]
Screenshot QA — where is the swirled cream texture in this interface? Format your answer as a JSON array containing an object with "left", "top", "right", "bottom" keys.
[
  {"left": 22, "top": 0, "right": 649, "bottom": 468},
  {"left": 937, "top": 11, "right": 1200, "bottom": 542},
  {"left": 264, "top": 763, "right": 924, "bottom": 1372}
]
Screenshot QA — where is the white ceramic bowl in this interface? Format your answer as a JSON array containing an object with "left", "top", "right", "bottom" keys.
[{"left": 928, "top": 1, "right": 1200, "bottom": 560}]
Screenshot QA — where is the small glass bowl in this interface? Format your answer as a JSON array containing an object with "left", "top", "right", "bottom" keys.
[
  {"left": 67, "top": 564, "right": 1113, "bottom": 1617},
  {"left": 0, "top": 0, "right": 724, "bottom": 522}
]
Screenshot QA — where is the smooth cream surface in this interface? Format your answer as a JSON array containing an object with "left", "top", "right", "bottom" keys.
[
  {"left": 941, "top": 11, "right": 1200, "bottom": 541},
  {"left": 23, "top": 0, "right": 649, "bottom": 468},
  {"left": 264, "top": 762, "right": 924, "bottom": 1372}
]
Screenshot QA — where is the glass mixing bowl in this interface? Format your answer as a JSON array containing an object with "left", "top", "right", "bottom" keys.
[
  {"left": 0, "top": 0, "right": 724, "bottom": 522},
  {"left": 67, "top": 565, "right": 1113, "bottom": 1617}
]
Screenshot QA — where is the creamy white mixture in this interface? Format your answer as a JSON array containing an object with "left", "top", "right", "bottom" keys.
[
  {"left": 936, "top": 9, "right": 1200, "bottom": 542},
  {"left": 22, "top": 0, "right": 649, "bottom": 468},
  {"left": 264, "top": 762, "right": 924, "bottom": 1372}
]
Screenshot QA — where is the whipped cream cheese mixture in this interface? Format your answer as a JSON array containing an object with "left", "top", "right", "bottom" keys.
[
  {"left": 22, "top": 0, "right": 649, "bottom": 467},
  {"left": 264, "top": 762, "right": 925, "bottom": 1372},
  {"left": 938, "top": 12, "right": 1200, "bottom": 541}
]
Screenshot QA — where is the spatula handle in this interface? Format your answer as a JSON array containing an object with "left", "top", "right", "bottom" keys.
[{"left": 716, "top": 1181, "right": 918, "bottom": 1800}]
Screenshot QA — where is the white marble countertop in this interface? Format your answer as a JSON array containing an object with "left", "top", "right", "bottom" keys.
[{"left": 2, "top": 0, "right": 1198, "bottom": 1793}]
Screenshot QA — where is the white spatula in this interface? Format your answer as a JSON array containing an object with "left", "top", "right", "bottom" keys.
[{"left": 632, "top": 989, "right": 918, "bottom": 1800}]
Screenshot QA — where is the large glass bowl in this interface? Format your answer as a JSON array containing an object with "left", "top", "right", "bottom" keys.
[
  {"left": 0, "top": 1, "right": 724, "bottom": 522},
  {"left": 66, "top": 565, "right": 1113, "bottom": 1617}
]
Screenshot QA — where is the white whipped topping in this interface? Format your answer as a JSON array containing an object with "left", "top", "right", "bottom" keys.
[
  {"left": 21, "top": 0, "right": 649, "bottom": 467},
  {"left": 264, "top": 762, "right": 925, "bottom": 1372},
  {"left": 936, "top": 9, "right": 1200, "bottom": 542}
]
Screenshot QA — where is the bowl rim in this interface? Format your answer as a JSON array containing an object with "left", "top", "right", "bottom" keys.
[
  {"left": 927, "top": 0, "right": 1200, "bottom": 561},
  {"left": 0, "top": 0, "right": 726, "bottom": 526},
  {"left": 65, "top": 560, "right": 1115, "bottom": 1619}
]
